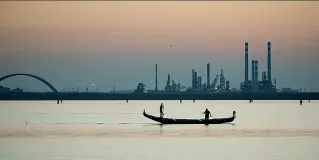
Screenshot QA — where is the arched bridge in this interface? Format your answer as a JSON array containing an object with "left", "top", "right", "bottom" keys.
[{"left": 0, "top": 73, "right": 59, "bottom": 93}]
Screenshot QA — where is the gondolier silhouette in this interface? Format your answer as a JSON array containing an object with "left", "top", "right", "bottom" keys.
[
  {"left": 203, "top": 108, "right": 212, "bottom": 120},
  {"left": 160, "top": 103, "right": 164, "bottom": 118}
]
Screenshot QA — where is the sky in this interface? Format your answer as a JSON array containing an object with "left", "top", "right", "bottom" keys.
[{"left": 0, "top": 1, "right": 318, "bottom": 92}]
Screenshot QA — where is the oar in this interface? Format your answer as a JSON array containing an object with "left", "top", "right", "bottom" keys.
[{"left": 161, "top": 114, "right": 164, "bottom": 124}]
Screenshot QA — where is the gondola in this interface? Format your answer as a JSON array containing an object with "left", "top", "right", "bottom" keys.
[{"left": 143, "top": 109, "right": 236, "bottom": 124}]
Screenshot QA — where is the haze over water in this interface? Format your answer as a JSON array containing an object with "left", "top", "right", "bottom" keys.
[{"left": 1, "top": 100, "right": 319, "bottom": 160}]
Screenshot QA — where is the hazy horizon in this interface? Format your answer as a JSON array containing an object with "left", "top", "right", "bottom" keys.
[{"left": 1, "top": 2, "right": 318, "bottom": 92}]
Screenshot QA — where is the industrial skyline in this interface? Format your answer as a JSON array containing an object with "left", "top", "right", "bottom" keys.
[
  {"left": 0, "top": 41, "right": 314, "bottom": 93},
  {"left": 152, "top": 42, "right": 277, "bottom": 93}
]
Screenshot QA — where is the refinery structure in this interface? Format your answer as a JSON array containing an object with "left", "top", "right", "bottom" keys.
[
  {"left": 137, "top": 42, "right": 277, "bottom": 94},
  {"left": 240, "top": 42, "right": 276, "bottom": 93}
]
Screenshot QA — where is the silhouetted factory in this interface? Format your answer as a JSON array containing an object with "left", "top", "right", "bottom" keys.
[
  {"left": 189, "top": 65, "right": 230, "bottom": 92},
  {"left": 151, "top": 62, "right": 231, "bottom": 93},
  {"left": 146, "top": 42, "right": 277, "bottom": 93},
  {"left": 240, "top": 42, "right": 276, "bottom": 92}
]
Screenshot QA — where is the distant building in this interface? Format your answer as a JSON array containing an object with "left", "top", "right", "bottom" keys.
[
  {"left": 282, "top": 88, "right": 299, "bottom": 93},
  {"left": 135, "top": 83, "right": 146, "bottom": 93},
  {"left": 281, "top": 88, "right": 292, "bottom": 92},
  {"left": 226, "top": 80, "right": 230, "bottom": 91},
  {"left": 147, "top": 90, "right": 166, "bottom": 93},
  {"left": 12, "top": 88, "right": 23, "bottom": 93},
  {"left": 112, "top": 90, "right": 134, "bottom": 94},
  {"left": 0, "top": 86, "right": 11, "bottom": 93},
  {"left": 291, "top": 89, "right": 299, "bottom": 92}
]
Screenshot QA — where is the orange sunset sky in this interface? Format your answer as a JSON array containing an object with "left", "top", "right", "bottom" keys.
[{"left": 0, "top": 2, "right": 318, "bottom": 91}]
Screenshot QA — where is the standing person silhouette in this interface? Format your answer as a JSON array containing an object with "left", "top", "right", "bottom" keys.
[
  {"left": 160, "top": 103, "right": 164, "bottom": 119},
  {"left": 203, "top": 108, "right": 212, "bottom": 121}
]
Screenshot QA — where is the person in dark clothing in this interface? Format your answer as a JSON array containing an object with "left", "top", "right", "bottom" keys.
[
  {"left": 203, "top": 108, "right": 212, "bottom": 120},
  {"left": 160, "top": 103, "right": 164, "bottom": 118}
]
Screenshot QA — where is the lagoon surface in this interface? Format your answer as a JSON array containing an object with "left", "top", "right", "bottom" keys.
[{"left": 0, "top": 100, "right": 319, "bottom": 160}]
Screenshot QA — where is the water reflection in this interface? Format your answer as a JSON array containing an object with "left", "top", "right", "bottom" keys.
[
  {"left": 1, "top": 124, "right": 318, "bottom": 138},
  {"left": 159, "top": 124, "right": 164, "bottom": 135}
]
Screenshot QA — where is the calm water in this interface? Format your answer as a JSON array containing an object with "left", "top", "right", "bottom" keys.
[{"left": 0, "top": 100, "right": 319, "bottom": 160}]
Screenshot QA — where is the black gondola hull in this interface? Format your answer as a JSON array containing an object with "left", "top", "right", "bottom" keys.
[{"left": 143, "top": 110, "right": 236, "bottom": 124}]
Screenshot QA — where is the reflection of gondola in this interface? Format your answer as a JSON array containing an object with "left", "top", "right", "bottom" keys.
[{"left": 143, "top": 110, "right": 236, "bottom": 125}]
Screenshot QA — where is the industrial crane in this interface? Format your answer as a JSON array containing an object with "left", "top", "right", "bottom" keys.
[
  {"left": 220, "top": 69, "right": 226, "bottom": 90},
  {"left": 211, "top": 75, "right": 219, "bottom": 90}
]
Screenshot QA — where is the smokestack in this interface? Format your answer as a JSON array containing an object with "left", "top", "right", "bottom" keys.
[
  {"left": 192, "top": 69, "right": 195, "bottom": 89},
  {"left": 207, "top": 63, "right": 210, "bottom": 89},
  {"left": 252, "top": 60, "right": 257, "bottom": 92},
  {"left": 245, "top": 42, "right": 249, "bottom": 82},
  {"left": 194, "top": 71, "right": 198, "bottom": 88},
  {"left": 251, "top": 60, "right": 255, "bottom": 82},
  {"left": 198, "top": 76, "right": 202, "bottom": 89},
  {"left": 167, "top": 74, "right": 171, "bottom": 91},
  {"left": 155, "top": 64, "right": 158, "bottom": 92},
  {"left": 267, "top": 42, "right": 272, "bottom": 82},
  {"left": 255, "top": 61, "right": 259, "bottom": 92},
  {"left": 255, "top": 60, "right": 259, "bottom": 92},
  {"left": 251, "top": 61, "right": 255, "bottom": 84}
]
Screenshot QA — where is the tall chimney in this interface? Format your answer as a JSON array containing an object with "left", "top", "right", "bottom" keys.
[
  {"left": 192, "top": 69, "right": 195, "bottom": 89},
  {"left": 207, "top": 63, "right": 210, "bottom": 89},
  {"left": 252, "top": 60, "right": 258, "bottom": 92},
  {"left": 220, "top": 69, "right": 223, "bottom": 89},
  {"left": 198, "top": 76, "right": 202, "bottom": 89},
  {"left": 167, "top": 74, "right": 171, "bottom": 91},
  {"left": 267, "top": 42, "right": 272, "bottom": 82},
  {"left": 245, "top": 42, "right": 249, "bottom": 82},
  {"left": 194, "top": 71, "right": 198, "bottom": 88},
  {"left": 251, "top": 61, "right": 255, "bottom": 81},
  {"left": 255, "top": 60, "right": 259, "bottom": 92},
  {"left": 155, "top": 64, "right": 158, "bottom": 92}
]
